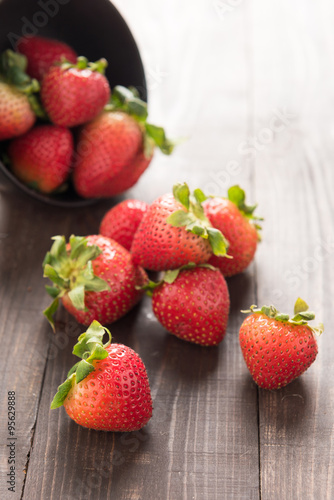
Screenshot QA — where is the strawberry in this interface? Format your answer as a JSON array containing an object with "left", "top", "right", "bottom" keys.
[
  {"left": 72, "top": 110, "right": 143, "bottom": 197},
  {"left": 73, "top": 86, "right": 174, "bottom": 198},
  {"left": 40, "top": 57, "right": 110, "bottom": 127},
  {"left": 0, "top": 50, "right": 42, "bottom": 140},
  {"left": 43, "top": 234, "right": 148, "bottom": 330},
  {"left": 16, "top": 35, "right": 77, "bottom": 81},
  {"left": 239, "top": 298, "right": 323, "bottom": 389},
  {"left": 131, "top": 182, "right": 229, "bottom": 271},
  {"left": 100, "top": 199, "right": 149, "bottom": 251},
  {"left": 148, "top": 263, "right": 230, "bottom": 346},
  {"left": 51, "top": 321, "right": 153, "bottom": 431},
  {"left": 8, "top": 124, "right": 73, "bottom": 193},
  {"left": 203, "top": 185, "right": 262, "bottom": 277}
]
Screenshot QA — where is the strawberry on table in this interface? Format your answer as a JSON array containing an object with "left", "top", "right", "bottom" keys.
[
  {"left": 239, "top": 298, "right": 323, "bottom": 390},
  {"left": 131, "top": 182, "right": 230, "bottom": 271},
  {"left": 43, "top": 234, "right": 148, "bottom": 330},
  {"left": 72, "top": 86, "right": 174, "bottom": 198},
  {"left": 0, "top": 50, "right": 42, "bottom": 140},
  {"left": 148, "top": 263, "right": 230, "bottom": 346},
  {"left": 100, "top": 199, "right": 149, "bottom": 251},
  {"left": 203, "top": 185, "right": 262, "bottom": 277},
  {"left": 16, "top": 35, "right": 77, "bottom": 81},
  {"left": 40, "top": 56, "right": 110, "bottom": 127},
  {"left": 51, "top": 320, "right": 153, "bottom": 432},
  {"left": 8, "top": 124, "right": 73, "bottom": 194}
]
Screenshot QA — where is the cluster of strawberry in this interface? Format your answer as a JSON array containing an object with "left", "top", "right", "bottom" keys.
[
  {"left": 0, "top": 35, "right": 173, "bottom": 198},
  {"left": 44, "top": 182, "right": 323, "bottom": 433}
]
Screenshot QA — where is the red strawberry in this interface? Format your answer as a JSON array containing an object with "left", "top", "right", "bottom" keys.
[
  {"left": 73, "top": 110, "right": 143, "bottom": 197},
  {"left": 0, "top": 82, "right": 35, "bottom": 140},
  {"left": 43, "top": 234, "right": 148, "bottom": 329},
  {"left": 8, "top": 124, "right": 73, "bottom": 193},
  {"left": 0, "top": 50, "right": 40, "bottom": 140},
  {"left": 149, "top": 263, "right": 230, "bottom": 346},
  {"left": 86, "top": 148, "right": 154, "bottom": 199},
  {"left": 100, "top": 199, "right": 149, "bottom": 251},
  {"left": 16, "top": 35, "right": 77, "bottom": 81},
  {"left": 73, "top": 86, "right": 174, "bottom": 198},
  {"left": 51, "top": 321, "right": 153, "bottom": 432},
  {"left": 239, "top": 298, "right": 323, "bottom": 389},
  {"left": 131, "top": 183, "right": 229, "bottom": 271},
  {"left": 40, "top": 57, "right": 110, "bottom": 127},
  {"left": 203, "top": 185, "right": 262, "bottom": 277}
]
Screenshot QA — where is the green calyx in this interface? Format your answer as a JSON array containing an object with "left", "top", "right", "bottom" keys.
[
  {"left": 166, "top": 182, "right": 230, "bottom": 258},
  {"left": 242, "top": 297, "right": 324, "bottom": 336},
  {"left": 43, "top": 235, "right": 110, "bottom": 330},
  {"left": 143, "top": 262, "right": 217, "bottom": 295},
  {"left": 61, "top": 56, "right": 108, "bottom": 74},
  {"left": 105, "top": 85, "right": 175, "bottom": 156},
  {"left": 0, "top": 49, "right": 46, "bottom": 119},
  {"left": 227, "top": 185, "right": 263, "bottom": 238},
  {"left": 50, "top": 320, "right": 111, "bottom": 409}
]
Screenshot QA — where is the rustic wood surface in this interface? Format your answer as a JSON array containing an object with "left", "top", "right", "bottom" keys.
[{"left": 1, "top": 1, "right": 334, "bottom": 499}]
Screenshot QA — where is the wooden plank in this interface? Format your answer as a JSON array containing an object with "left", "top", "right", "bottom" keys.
[
  {"left": 251, "top": 1, "right": 334, "bottom": 498},
  {"left": 0, "top": 179, "right": 75, "bottom": 500}
]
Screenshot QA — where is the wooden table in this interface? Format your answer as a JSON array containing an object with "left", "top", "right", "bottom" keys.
[{"left": 1, "top": 1, "right": 334, "bottom": 499}]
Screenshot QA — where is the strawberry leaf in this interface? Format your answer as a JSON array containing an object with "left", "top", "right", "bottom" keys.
[
  {"left": 173, "top": 183, "right": 190, "bottom": 210},
  {"left": 294, "top": 297, "right": 309, "bottom": 315},
  {"left": 167, "top": 182, "right": 231, "bottom": 258},
  {"left": 163, "top": 269, "right": 180, "bottom": 284},
  {"left": 166, "top": 210, "right": 193, "bottom": 227},
  {"left": 43, "top": 264, "right": 68, "bottom": 288},
  {"left": 50, "top": 375, "right": 75, "bottom": 409},
  {"left": 68, "top": 285, "right": 86, "bottom": 311},
  {"left": 43, "top": 298, "right": 59, "bottom": 331},
  {"left": 207, "top": 228, "right": 230, "bottom": 257},
  {"left": 75, "top": 359, "right": 95, "bottom": 384},
  {"left": 107, "top": 85, "right": 175, "bottom": 154},
  {"left": 228, "top": 185, "right": 257, "bottom": 215},
  {"left": 193, "top": 188, "right": 207, "bottom": 204},
  {"left": 43, "top": 235, "right": 110, "bottom": 329},
  {"left": 45, "top": 286, "right": 60, "bottom": 299},
  {"left": 242, "top": 300, "right": 324, "bottom": 334},
  {"left": 145, "top": 123, "right": 175, "bottom": 154}
]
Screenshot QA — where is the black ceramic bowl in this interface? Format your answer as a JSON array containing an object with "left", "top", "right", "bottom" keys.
[{"left": 0, "top": 0, "right": 147, "bottom": 207}]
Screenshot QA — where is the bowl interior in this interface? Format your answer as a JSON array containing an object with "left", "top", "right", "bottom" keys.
[{"left": 0, "top": 0, "right": 147, "bottom": 206}]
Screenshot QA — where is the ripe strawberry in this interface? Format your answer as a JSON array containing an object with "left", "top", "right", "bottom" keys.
[
  {"left": 40, "top": 57, "right": 110, "bottom": 127},
  {"left": 16, "top": 35, "right": 77, "bottom": 81},
  {"left": 43, "top": 234, "right": 148, "bottom": 329},
  {"left": 0, "top": 49, "right": 40, "bottom": 140},
  {"left": 149, "top": 263, "right": 230, "bottom": 346},
  {"left": 203, "top": 185, "right": 262, "bottom": 277},
  {"left": 51, "top": 321, "right": 153, "bottom": 431},
  {"left": 73, "top": 86, "right": 174, "bottom": 198},
  {"left": 8, "top": 124, "right": 73, "bottom": 193},
  {"left": 239, "top": 298, "right": 323, "bottom": 389},
  {"left": 131, "top": 183, "right": 229, "bottom": 271},
  {"left": 100, "top": 199, "right": 149, "bottom": 251},
  {"left": 73, "top": 110, "right": 142, "bottom": 197}
]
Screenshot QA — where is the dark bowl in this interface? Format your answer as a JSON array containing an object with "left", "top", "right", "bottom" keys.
[{"left": 0, "top": 0, "right": 147, "bottom": 207}]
